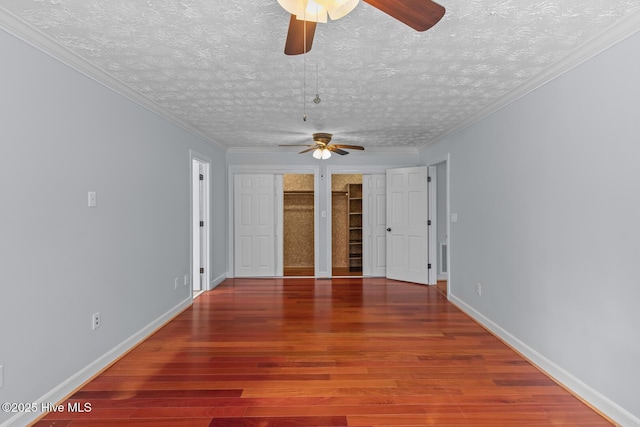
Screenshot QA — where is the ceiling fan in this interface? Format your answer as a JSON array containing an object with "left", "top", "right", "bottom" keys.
[
  {"left": 279, "top": 0, "right": 446, "bottom": 55},
  {"left": 279, "top": 132, "right": 365, "bottom": 159}
]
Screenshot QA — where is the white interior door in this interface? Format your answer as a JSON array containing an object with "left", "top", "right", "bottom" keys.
[
  {"left": 427, "top": 165, "right": 438, "bottom": 285},
  {"left": 192, "top": 160, "right": 201, "bottom": 290},
  {"left": 363, "top": 174, "right": 387, "bottom": 276},
  {"left": 234, "top": 174, "right": 276, "bottom": 277},
  {"left": 191, "top": 156, "right": 209, "bottom": 292},
  {"left": 386, "top": 166, "right": 429, "bottom": 284}
]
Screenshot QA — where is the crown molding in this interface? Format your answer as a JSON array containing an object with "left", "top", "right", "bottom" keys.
[
  {"left": 0, "top": 6, "right": 227, "bottom": 152},
  {"left": 420, "top": 8, "right": 640, "bottom": 151}
]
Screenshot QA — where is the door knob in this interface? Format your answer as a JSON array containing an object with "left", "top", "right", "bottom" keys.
[{"left": 387, "top": 228, "right": 391, "bottom": 232}]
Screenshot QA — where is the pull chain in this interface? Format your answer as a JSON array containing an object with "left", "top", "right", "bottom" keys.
[
  {"left": 313, "top": 55, "right": 321, "bottom": 104},
  {"left": 313, "top": 2, "right": 321, "bottom": 105},
  {"left": 302, "top": 12, "right": 307, "bottom": 121}
]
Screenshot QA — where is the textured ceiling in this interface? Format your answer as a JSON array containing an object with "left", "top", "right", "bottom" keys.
[{"left": 1, "top": 0, "right": 640, "bottom": 150}]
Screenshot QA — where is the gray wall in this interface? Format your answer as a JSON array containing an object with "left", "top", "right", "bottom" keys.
[
  {"left": 420, "top": 31, "right": 640, "bottom": 425},
  {"left": 0, "top": 28, "right": 226, "bottom": 426}
]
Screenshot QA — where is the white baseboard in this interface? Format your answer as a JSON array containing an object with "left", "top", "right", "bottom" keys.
[
  {"left": 210, "top": 272, "right": 226, "bottom": 290},
  {"left": 449, "top": 294, "right": 639, "bottom": 427},
  {"left": 1, "top": 297, "right": 192, "bottom": 427}
]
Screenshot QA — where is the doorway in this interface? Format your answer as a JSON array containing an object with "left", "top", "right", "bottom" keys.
[
  {"left": 283, "top": 174, "right": 315, "bottom": 276},
  {"left": 428, "top": 158, "right": 450, "bottom": 297},
  {"left": 331, "top": 174, "right": 363, "bottom": 276},
  {"left": 191, "top": 153, "right": 210, "bottom": 297}
]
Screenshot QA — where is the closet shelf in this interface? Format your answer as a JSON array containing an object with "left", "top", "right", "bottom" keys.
[{"left": 347, "top": 183, "right": 363, "bottom": 274}]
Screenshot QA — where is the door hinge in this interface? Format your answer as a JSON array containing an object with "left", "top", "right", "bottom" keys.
[
  {"left": 428, "top": 220, "right": 432, "bottom": 226},
  {"left": 427, "top": 176, "right": 432, "bottom": 183},
  {"left": 428, "top": 263, "right": 432, "bottom": 269},
  {"left": 199, "top": 174, "right": 204, "bottom": 180},
  {"left": 200, "top": 267, "right": 204, "bottom": 274},
  {"left": 200, "top": 221, "right": 204, "bottom": 227}
]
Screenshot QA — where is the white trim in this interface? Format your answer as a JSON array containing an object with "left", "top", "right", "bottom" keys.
[
  {"left": 227, "top": 165, "right": 319, "bottom": 277},
  {"left": 0, "top": 7, "right": 225, "bottom": 151},
  {"left": 275, "top": 175, "right": 284, "bottom": 277},
  {"left": 449, "top": 295, "right": 639, "bottom": 427},
  {"left": 362, "top": 175, "right": 371, "bottom": 277},
  {"left": 190, "top": 150, "right": 211, "bottom": 292},
  {"left": 312, "top": 170, "right": 321, "bottom": 277},
  {"left": 0, "top": 297, "right": 192, "bottom": 427},
  {"left": 421, "top": 10, "right": 640, "bottom": 150},
  {"left": 424, "top": 153, "right": 451, "bottom": 296},
  {"left": 427, "top": 165, "right": 437, "bottom": 285},
  {"left": 210, "top": 272, "right": 227, "bottom": 290}
]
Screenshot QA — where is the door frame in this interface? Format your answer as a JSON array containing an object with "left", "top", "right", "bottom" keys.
[
  {"left": 227, "top": 162, "right": 441, "bottom": 281},
  {"left": 190, "top": 150, "right": 211, "bottom": 293},
  {"left": 228, "top": 164, "right": 319, "bottom": 277},
  {"left": 326, "top": 165, "right": 401, "bottom": 278},
  {"left": 426, "top": 153, "right": 451, "bottom": 295}
]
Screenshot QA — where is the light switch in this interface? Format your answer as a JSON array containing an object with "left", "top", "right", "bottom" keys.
[{"left": 88, "top": 191, "right": 97, "bottom": 207}]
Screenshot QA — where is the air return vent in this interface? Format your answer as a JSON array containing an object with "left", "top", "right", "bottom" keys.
[{"left": 439, "top": 243, "right": 448, "bottom": 274}]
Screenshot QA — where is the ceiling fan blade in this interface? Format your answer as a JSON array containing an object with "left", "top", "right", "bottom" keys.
[
  {"left": 328, "top": 146, "right": 349, "bottom": 155},
  {"left": 298, "top": 147, "right": 317, "bottom": 154},
  {"left": 279, "top": 144, "right": 315, "bottom": 147},
  {"left": 333, "top": 144, "right": 365, "bottom": 150},
  {"left": 284, "top": 15, "right": 316, "bottom": 55},
  {"left": 363, "top": 0, "right": 445, "bottom": 32}
]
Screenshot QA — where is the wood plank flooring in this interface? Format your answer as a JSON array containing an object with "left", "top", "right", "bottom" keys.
[{"left": 35, "top": 278, "right": 612, "bottom": 426}]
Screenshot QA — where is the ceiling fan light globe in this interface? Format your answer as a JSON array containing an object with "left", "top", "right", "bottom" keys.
[
  {"left": 328, "top": 0, "right": 359, "bottom": 20},
  {"left": 321, "top": 149, "right": 332, "bottom": 159},
  {"left": 312, "top": 148, "right": 323, "bottom": 159},
  {"left": 280, "top": 0, "right": 357, "bottom": 23},
  {"left": 280, "top": 0, "right": 327, "bottom": 23},
  {"left": 303, "top": 0, "right": 329, "bottom": 22}
]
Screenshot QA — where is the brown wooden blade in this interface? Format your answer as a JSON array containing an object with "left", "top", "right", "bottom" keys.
[
  {"left": 332, "top": 144, "right": 365, "bottom": 150},
  {"left": 328, "top": 146, "right": 349, "bottom": 155},
  {"left": 298, "top": 147, "right": 317, "bottom": 154},
  {"left": 285, "top": 15, "right": 316, "bottom": 55},
  {"left": 363, "top": 0, "right": 445, "bottom": 31},
  {"left": 279, "top": 144, "right": 315, "bottom": 147}
]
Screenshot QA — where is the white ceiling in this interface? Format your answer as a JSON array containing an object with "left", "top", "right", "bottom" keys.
[{"left": 1, "top": 1, "right": 639, "bottom": 151}]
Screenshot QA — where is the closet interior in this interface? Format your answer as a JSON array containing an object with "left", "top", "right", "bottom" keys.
[
  {"left": 332, "top": 174, "right": 363, "bottom": 276},
  {"left": 283, "top": 174, "right": 315, "bottom": 276}
]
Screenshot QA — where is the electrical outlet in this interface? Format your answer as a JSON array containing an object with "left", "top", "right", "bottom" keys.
[
  {"left": 175, "top": 277, "right": 180, "bottom": 289},
  {"left": 92, "top": 312, "right": 101, "bottom": 330},
  {"left": 184, "top": 273, "right": 189, "bottom": 286},
  {"left": 476, "top": 283, "right": 482, "bottom": 296},
  {"left": 0, "top": 365, "right": 4, "bottom": 388}
]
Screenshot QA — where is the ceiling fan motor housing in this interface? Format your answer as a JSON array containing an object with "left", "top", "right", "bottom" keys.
[{"left": 313, "top": 132, "right": 333, "bottom": 145}]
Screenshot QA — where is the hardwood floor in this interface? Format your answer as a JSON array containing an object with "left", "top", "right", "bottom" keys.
[
  {"left": 283, "top": 267, "right": 363, "bottom": 276},
  {"left": 436, "top": 280, "right": 448, "bottom": 297},
  {"left": 283, "top": 267, "right": 315, "bottom": 276},
  {"left": 35, "top": 278, "right": 611, "bottom": 426}
]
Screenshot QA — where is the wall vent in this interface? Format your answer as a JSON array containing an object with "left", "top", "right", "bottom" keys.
[{"left": 439, "top": 243, "right": 448, "bottom": 274}]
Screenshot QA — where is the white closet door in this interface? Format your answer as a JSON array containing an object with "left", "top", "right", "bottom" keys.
[
  {"left": 363, "top": 174, "right": 387, "bottom": 277},
  {"left": 234, "top": 174, "right": 276, "bottom": 277}
]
